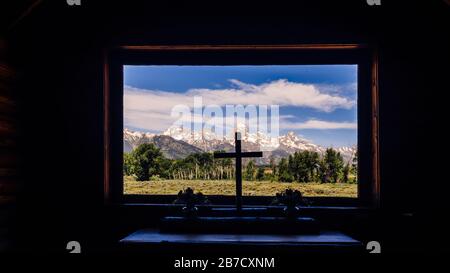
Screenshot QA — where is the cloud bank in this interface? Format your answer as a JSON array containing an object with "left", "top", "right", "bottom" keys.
[
  {"left": 280, "top": 119, "right": 357, "bottom": 130},
  {"left": 124, "top": 79, "right": 356, "bottom": 132}
]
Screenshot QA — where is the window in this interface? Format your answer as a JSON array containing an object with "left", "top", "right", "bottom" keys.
[{"left": 104, "top": 45, "right": 379, "bottom": 207}]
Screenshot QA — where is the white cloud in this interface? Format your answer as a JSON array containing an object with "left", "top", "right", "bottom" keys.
[
  {"left": 188, "top": 79, "right": 354, "bottom": 112},
  {"left": 280, "top": 119, "right": 357, "bottom": 130},
  {"left": 124, "top": 79, "right": 355, "bottom": 132},
  {"left": 313, "top": 82, "right": 357, "bottom": 96}
]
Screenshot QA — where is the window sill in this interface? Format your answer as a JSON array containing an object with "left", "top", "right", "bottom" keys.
[{"left": 112, "top": 203, "right": 374, "bottom": 213}]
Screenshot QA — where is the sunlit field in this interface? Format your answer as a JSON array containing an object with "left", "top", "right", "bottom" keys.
[{"left": 124, "top": 176, "right": 357, "bottom": 197}]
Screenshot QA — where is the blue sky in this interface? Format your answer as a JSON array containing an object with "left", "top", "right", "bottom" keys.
[{"left": 124, "top": 65, "right": 357, "bottom": 148}]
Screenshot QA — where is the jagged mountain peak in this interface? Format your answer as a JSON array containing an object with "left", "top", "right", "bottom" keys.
[{"left": 124, "top": 127, "right": 356, "bottom": 164}]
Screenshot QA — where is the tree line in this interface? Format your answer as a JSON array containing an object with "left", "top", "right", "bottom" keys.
[{"left": 124, "top": 143, "right": 357, "bottom": 183}]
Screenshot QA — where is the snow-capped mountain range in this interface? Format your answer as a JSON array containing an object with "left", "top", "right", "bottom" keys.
[{"left": 124, "top": 127, "right": 356, "bottom": 164}]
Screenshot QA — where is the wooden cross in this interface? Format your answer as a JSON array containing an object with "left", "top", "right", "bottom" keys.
[{"left": 214, "top": 132, "right": 263, "bottom": 212}]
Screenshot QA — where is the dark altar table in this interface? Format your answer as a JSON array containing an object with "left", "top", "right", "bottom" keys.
[{"left": 119, "top": 229, "right": 363, "bottom": 253}]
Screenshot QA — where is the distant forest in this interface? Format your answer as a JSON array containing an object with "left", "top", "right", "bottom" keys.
[{"left": 124, "top": 143, "right": 357, "bottom": 184}]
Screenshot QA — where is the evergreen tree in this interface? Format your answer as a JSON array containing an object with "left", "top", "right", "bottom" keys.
[
  {"left": 286, "top": 151, "right": 320, "bottom": 183},
  {"left": 342, "top": 163, "right": 350, "bottom": 183},
  {"left": 318, "top": 158, "right": 329, "bottom": 183},
  {"left": 351, "top": 151, "right": 358, "bottom": 183},
  {"left": 123, "top": 152, "right": 135, "bottom": 176},
  {"left": 278, "top": 158, "right": 294, "bottom": 182},
  {"left": 244, "top": 160, "right": 256, "bottom": 181},
  {"left": 323, "top": 148, "right": 344, "bottom": 183},
  {"left": 256, "top": 167, "right": 265, "bottom": 181},
  {"left": 131, "top": 143, "right": 163, "bottom": 181},
  {"left": 269, "top": 157, "right": 277, "bottom": 181},
  {"left": 155, "top": 156, "right": 173, "bottom": 179},
  {"left": 306, "top": 151, "right": 320, "bottom": 182}
]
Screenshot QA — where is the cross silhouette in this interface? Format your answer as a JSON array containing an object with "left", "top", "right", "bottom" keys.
[{"left": 214, "top": 132, "right": 263, "bottom": 212}]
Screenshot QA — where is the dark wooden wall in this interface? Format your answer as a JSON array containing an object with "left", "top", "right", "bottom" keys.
[
  {"left": 0, "top": 38, "right": 20, "bottom": 252},
  {"left": 1, "top": 0, "right": 449, "bottom": 254}
]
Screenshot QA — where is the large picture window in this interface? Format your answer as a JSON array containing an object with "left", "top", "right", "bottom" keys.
[{"left": 105, "top": 45, "right": 379, "bottom": 207}]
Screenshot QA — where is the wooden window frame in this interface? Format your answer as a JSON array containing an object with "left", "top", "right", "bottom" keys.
[{"left": 103, "top": 44, "right": 380, "bottom": 208}]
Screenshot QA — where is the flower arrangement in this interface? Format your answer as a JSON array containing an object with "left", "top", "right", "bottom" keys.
[
  {"left": 270, "top": 189, "right": 310, "bottom": 218},
  {"left": 173, "top": 187, "right": 210, "bottom": 216}
]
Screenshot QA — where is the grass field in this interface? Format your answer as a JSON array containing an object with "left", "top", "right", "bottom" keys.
[{"left": 124, "top": 176, "right": 357, "bottom": 197}]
